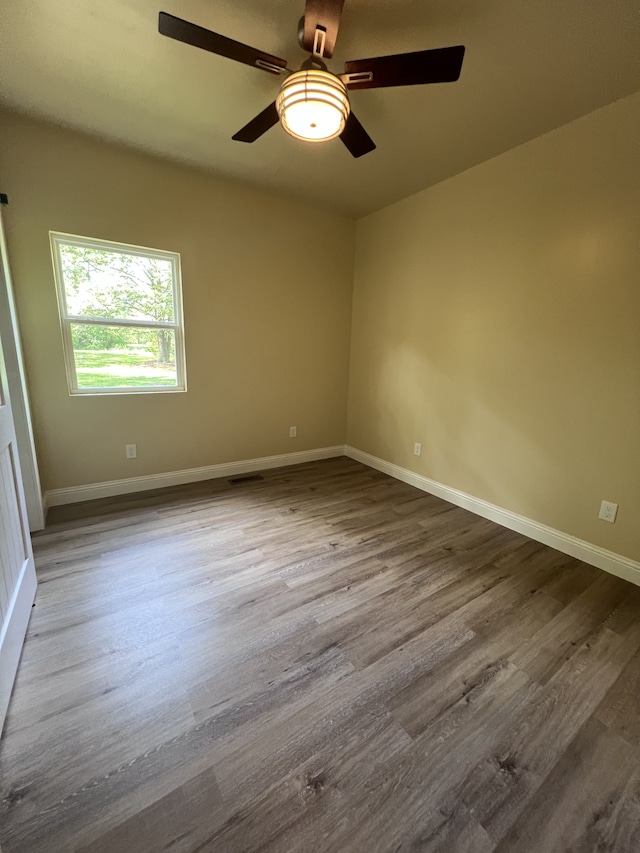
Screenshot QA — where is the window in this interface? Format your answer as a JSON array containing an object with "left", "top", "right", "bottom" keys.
[{"left": 50, "top": 233, "right": 186, "bottom": 395}]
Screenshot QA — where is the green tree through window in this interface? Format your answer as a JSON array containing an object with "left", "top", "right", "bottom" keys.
[{"left": 50, "top": 233, "right": 186, "bottom": 394}]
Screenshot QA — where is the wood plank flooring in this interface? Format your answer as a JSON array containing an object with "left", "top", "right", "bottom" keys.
[{"left": 1, "top": 456, "right": 639, "bottom": 852}]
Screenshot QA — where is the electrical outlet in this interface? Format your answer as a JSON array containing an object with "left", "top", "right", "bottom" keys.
[
  {"left": 413, "top": 442, "right": 422, "bottom": 456},
  {"left": 125, "top": 444, "right": 137, "bottom": 459},
  {"left": 598, "top": 500, "right": 618, "bottom": 523},
  {"left": 289, "top": 426, "right": 297, "bottom": 438}
]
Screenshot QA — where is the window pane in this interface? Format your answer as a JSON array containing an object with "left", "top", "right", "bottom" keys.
[
  {"left": 71, "top": 325, "right": 178, "bottom": 389},
  {"left": 60, "top": 245, "right": 175, "bottom": 323}
]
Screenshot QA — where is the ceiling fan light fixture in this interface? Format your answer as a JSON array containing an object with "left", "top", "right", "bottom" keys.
[{"left": 276, "top": 69, "right": 350, "bottom": 142}]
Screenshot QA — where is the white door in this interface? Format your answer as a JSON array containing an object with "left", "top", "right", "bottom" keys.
[{"left": 0, "top": 320, "right": 37, "bottom": 731}]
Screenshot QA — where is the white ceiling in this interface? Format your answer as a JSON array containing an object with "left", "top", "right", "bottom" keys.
[{"left": 0, "top": 0, "right": 638, "bottom": 217}]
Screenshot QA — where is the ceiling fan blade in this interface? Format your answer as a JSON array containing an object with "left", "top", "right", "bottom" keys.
[
  {"left": 232, "top": 102, "right": 280, "bottom": 143},
  {"left": 340, "top": 113, "right": 376, "bottom": 158},
  {"left": 343, "top": 45, "right": 465, "bottom": 90},
  {"left": 302, "top": 0, "right": 345, "bottom": 59},
  {"left": 158, "top": 12, "right": 287, "bottom": 75}
]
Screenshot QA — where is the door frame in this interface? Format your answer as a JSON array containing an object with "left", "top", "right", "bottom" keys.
[{"left": 0, "top": 201, "right": 44, "bottom": 531}]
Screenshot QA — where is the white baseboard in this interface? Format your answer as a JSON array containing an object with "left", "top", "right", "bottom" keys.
[
  {"left": 43, "top": 443, "right": 640, "bottom": 588},
  {"left": 45, "top": 446, "right": 345, "bottom": 508},
  {"left": 345, "top": 446, "right": 640, "bottom": 588}
]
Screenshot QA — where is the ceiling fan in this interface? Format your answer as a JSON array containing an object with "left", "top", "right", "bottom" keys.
[{"left": 158, "top": 1, "right": 465, "bottom": 158}]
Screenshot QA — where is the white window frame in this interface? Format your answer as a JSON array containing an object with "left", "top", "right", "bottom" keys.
[{"left": 50, "top": 232, "right": 187, "bottom": 396}]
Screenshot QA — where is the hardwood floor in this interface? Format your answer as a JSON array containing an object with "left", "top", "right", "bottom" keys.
[{"left": 1, "top": 457, "right": 639, "bottom": 852}]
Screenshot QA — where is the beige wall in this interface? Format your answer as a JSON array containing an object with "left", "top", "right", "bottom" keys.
[
  {"left": 347, "top": 93, "right": 640, "bottom": 561},
  {"left": 0, "top": 110, "right": 355, "bottom": 491}
]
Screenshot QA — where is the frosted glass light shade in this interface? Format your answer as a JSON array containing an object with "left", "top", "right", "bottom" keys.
[{"left": 276, "top": 70, "right": 350, "bottom": 142}]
